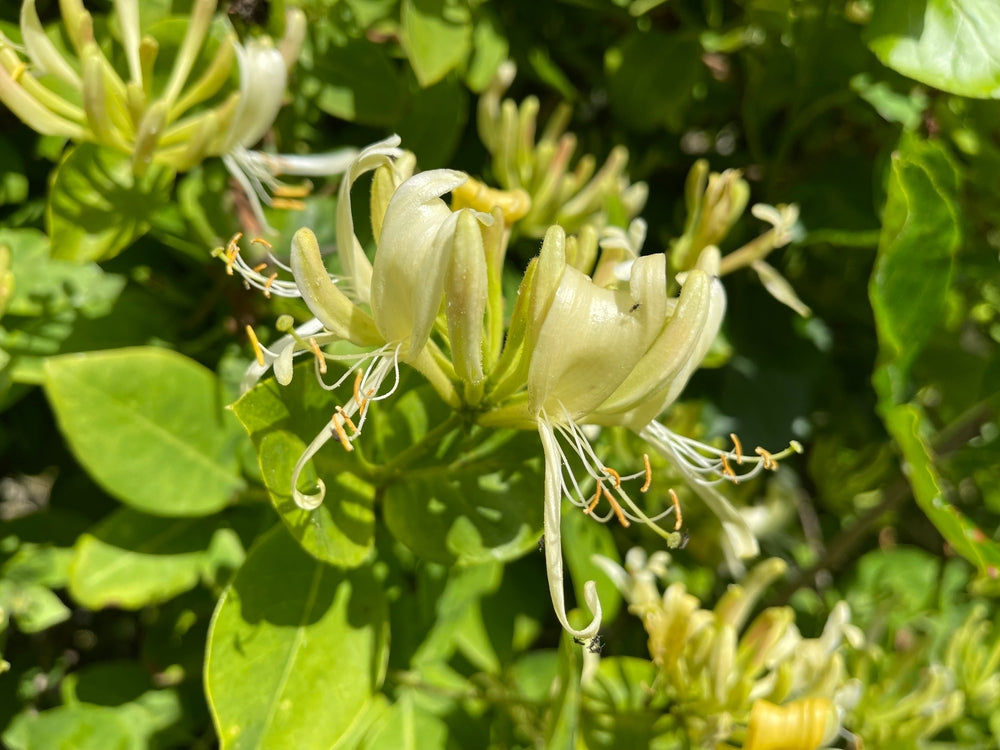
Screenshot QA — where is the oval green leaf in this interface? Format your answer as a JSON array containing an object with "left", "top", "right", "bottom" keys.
[
  {"left": 401, "top": 0, "right": 473, "bottom": 87},
  {"left": 67, "top": 508, "right": 239, "bottom": 610},
  {"left": 206, "top": 525, "right": 388, "bottom": 749},
  {"left": 43, "top": 347, "right": 245, "bottom": 516},
  {"left": 866, "top": 0, "right": 1000, "bottom": 98}
]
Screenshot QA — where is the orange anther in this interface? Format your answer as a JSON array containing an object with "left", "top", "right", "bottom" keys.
[
  {"left": 275, "top": 183, "right": 312, "bottom": 199},
  {"left": 224, "top": 232, "right": 243, "bottom": 275},
  {"left": 245, "top": 325, "right": 265, "bottom": 367},
  {"left": 721, "top": 453, "right": 738, "bottom": 482},
  {"left": 252, "top": 262, "right": 268, "bottom": 273},
  {"left": 585, "top": 481, "right": 602, "bottom": 515},
  {"left": 271, "top": 197, "right": 307, "bottom": 211},
  {"left": 640, "top": 454, "right": 652, "bottom": 493},
  {"left": 755, "top": 446, "right": 777, "bottom": 470},
  {"left": 669, "top": 489, "right": 683, "bottom": 531},
  {"left": 602, "top": 485, "right": 631, "bottom": 528},
  {"left": 331, "top": 414, "right": 354, "bottom": 452},
  {"left": 263, "top": 272, "right": 278, "bottom": 298},
  {"left": 335, "top": 405, "right": 357, "bottom": 434},
  {"left": 730, "top": 433, "right": 744, "bottom": 464},
  {"left": 602, "top": 466, "right": 622, "bottom": 489},
  {"left": 308, "top": 337, "right": 327, "bottom": 375},
  {"left": 250, "top": 237, "right": 273, "bottom": 249}
]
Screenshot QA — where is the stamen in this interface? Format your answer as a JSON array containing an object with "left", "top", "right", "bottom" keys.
[
  {"left": 335, "top": 405, "right": 358, "bottom": 434},
  {"left": 730, "top": 433, "right": 744, "bottom": 464},
  {"left": 224, "top": 232, "right": 243, "bottom": 275},
  {"left": 755, "top": 446, "right": 777, "bottom": 470},
  {"left": 274, "top": 183, "right": 312, "bottom": 199},
  {"left": 252, "top": 262, "right": 268, "bottom": 273},
  {"left": 331, "top": 415, "right": 354, "bottom": 452},
  {"left": 721, "top": 453, "right": 738, "bottom": 481},
  {"left": 585, "top": 482, "right": 603, "bottom": 515},
  {"left": 602, "top": 466, "right": 622, "bottom": 489},
  {"left": 308, "top": 337, "right": 327, "bottom": 374},
  {"left": 271, "top": 197, "right": 307, "bottom": 211},
  {"left": 352, "top": 370, "right": 367, "bottom": 411},
  {"left": 250, "top": 237, "right": 273, "bottom": 250},
  {"left": 263, "top": 272, "right": 278, "bottom": 298},
  {"left": 602, "top": 485, "right": 631, "bottom": 528},
  {"left": 245, "top": 325, "right": 265, "bottom": 367},
  {"left": 669, "top": 488, "right": 683, "bottom": 531},
  {"left": 641, "top": 453, "right": 652, "bottom": 493}
]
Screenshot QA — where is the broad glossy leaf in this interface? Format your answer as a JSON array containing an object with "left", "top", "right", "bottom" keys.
[
  {"left": 47, "top": 144, "right": 174, "bottom": 262},
  {"left": 401, "top": 0, "right": 472, "bottom": 87},
  {"left": 464, "top": 10, "right": 508, "bottom": 92},
  {"left": 231, "top": 366, "right": 376, "bottom": 567},
  {"left": 206, "top": 525, "right": 388, "bottom": 749},
  {"left": 310, "top": 39, "right": 404, "bottom": 126},
  {"left": 870, "top": 136, "right": 960, "bottom": 402},
  {"left": 67, "top": 508, "right": 241, "bottom": 610},
  {"left": 866, "top": 0, "right": 1000, "bottom": 98},
  {"left": 43, "top": 348, "right": 244, "bottom": 516}
]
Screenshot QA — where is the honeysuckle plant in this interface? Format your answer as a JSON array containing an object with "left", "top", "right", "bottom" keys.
[{"left": 221, "top": 134, "right": 802, "bottom": 645}]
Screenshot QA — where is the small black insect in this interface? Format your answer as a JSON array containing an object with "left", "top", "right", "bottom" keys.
[
  {"left": 678, "top": 530, "right": 690, "bottom": 549},
  {"left": 227, "top": 0, "right": 270, "bottom": 27},
  {"left": 537, "top": 534, "right": 545, "bottom": 552},
  {"left": 587, "top": 635, "right": 604, "bottom": 654},
  {"left": 629, "top": 302, "right": 641, "bottom": 312}
]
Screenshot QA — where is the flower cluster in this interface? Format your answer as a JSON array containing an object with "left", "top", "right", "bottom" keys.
[
  {"left": 220, "top": 134, "right": 802, "bottom": 643},
  {"left": 476, "top": 62, "right": 648, "bottom": 239},
  {"left": 594, "top": 548, "right": 863, "bottom": 749},
  {"left": 0, "top": 0, "right": 357, "bottom": 232}
]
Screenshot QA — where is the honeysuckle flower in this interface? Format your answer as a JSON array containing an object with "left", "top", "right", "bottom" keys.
[{"left": 476, "top": 61, "right": 648, "bottom": 238}]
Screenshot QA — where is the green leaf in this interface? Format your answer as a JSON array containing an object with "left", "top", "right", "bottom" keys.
[
  {"left": 206, "top": 525, "right": 388, "bottom": 749},
  {"left": 47, "top": 144, "right": 174, "bottom": 262},
  {"left": 359, "top": 691, "right": 450, "bottom": 750},
  {"left": 605, "top": 31, "right": 705, "bottom": 132},
  {"left": 463, "top": 10, "right": 508, "bottom": 93},
  {"left": 231, "top": 368, "right": 376, "bottom": 567},
  {"left": 395, "top": 76, "right": 468, "bottom": 168},
  {"left": 880, "top": 404, "right": 1000, "bottom": 578},
  {"left": 0, "top": 580, "right": 71, "bottom": 634},
  {"left": 67, "top": 508, "right": 241, "bottom": 610},
  {"left": 870, "top": 137, "right": 961, "bottom": 402},
  {"left": 310, "top": 38, "right": 405, "bottom": 126},
  {"left": 3, "top": 689, "right": 184, "bottom": 750},
  {"left": 866, "top": 0, "right": 1000, "bottom": 98},
  {"left": 400, "top": 0, "right": 473, "bottom": 87},
  {"left": 43, "top": 348, "right": 245, "bottom": 516},
  {"left": 560, "top": 505, "right": 623, "bottom": 626}
]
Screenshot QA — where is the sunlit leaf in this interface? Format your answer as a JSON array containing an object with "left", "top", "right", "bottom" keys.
[
  {"left": 206, "top": 525, "right": 388, "bottom": 749},
  {"left": 400, "top": 0, "right": 472, "bottom": 87},
  {"left": 43, "top": 348, "right": 245, "bottom": 516},
  {"left": 866, "top": 0, "right": 1000, "bottom": 98}
]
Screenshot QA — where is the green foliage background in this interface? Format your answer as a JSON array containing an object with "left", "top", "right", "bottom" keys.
[{"left": 2, "top": 0, "right": 1000, "bottom": 747}]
